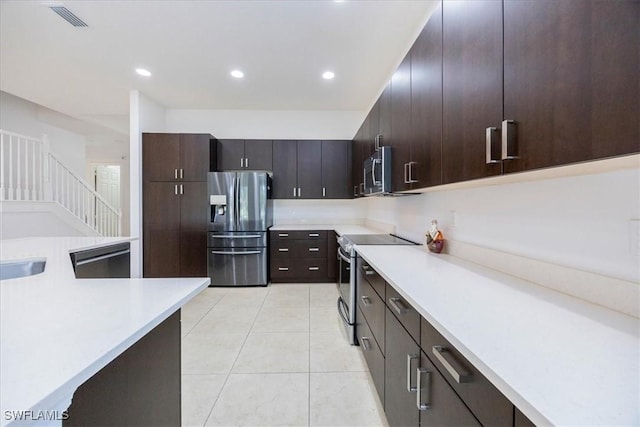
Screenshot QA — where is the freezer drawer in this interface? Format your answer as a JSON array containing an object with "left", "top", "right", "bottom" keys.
[
  {"left": 208, "top": 247, "right": 267, "bottom": 286},
  {"left": 208, "top": 231, "right": 267, "bottom": 248}
]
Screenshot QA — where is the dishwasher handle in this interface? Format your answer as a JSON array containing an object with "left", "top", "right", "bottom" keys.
[{"left": 74, "top": 249, "right": 130, "bottom": 266}]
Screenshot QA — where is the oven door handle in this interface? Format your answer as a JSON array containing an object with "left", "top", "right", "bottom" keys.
[
  {"left": 338, "top": 248, "right": 351, "bottom": 264},
  {"left": 337, "top": 297, "right": 352, "bottom": 326}
]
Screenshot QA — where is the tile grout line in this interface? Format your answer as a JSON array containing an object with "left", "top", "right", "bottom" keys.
[
  {"left": 183, "top": 292, "right": 228, "bottom": 338},
  {"left": 200, "top": 288, "right": 269, "bottom": 427}
]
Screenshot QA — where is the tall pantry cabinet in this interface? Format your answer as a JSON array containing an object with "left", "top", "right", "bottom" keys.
[{"left": 142, "top": 133, "right": 213, "bottom": 278}]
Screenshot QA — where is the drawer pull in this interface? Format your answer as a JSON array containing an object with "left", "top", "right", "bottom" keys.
[
  {"left": 407, "top": 354, "right": 419, "bottom": 392},
  {"left": 278, "top": 233, "right": 289, "bottom": 237},
  {"left": 278, "top": 248, "right": 289, "bottom": 252},
  {"left": 309, "top": 233, "right": 320, "bottom": 237},
  {"left": 432, "top": 346, "right": 472, "bottom": 384},
  {"left": 278, "top": 267, "right": 289, "bottom": 271},
  {"left": 416, "top": 368, "right": 431, "bottom": 410},
  {"left": 360, "top": 296, "right": 372, "bottom": 306},
  {"left": 308, "top": 267, "right": 320, "bottom": 271},
  {"left": 361, "top": 337, "right": 372, "bottom": 351},
  {"left": 389, "top": 297, "right": 408, "bottom": 315},
  {"left": 309, "top": 247, "right": 320, "bottom": 252},
  {"left": 364, "top": 270, "right": 375, "bottom": 276}
]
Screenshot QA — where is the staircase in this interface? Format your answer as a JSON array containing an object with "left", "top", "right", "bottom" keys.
[{"left": 0, "top": 129, "right": 121, "bottom": 236}]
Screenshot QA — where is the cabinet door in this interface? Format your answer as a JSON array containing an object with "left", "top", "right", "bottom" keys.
[
  {"left": 385, "top": 308, "right": 420, "bottom": 427},
  {"left": 180, "top": 134, "right": 210, "bottom": 181},
  {"left": 410, "top": 5, "right": 443, "bottom": 189},
  {"left": 296, "top": 140, "right": 323, "bottom": 199},
  {"left": 352, "top": 125, "right": 364, "bottom": 197},
  {"left": 142, "top": 133, "right": 181, "bottom": 182},
  {"left": 419, "top": 351, "right": 480, "bottom": 427},
  {"left": 391, "top": 54, "right": 412, "bottom": 192},
  {"left": 379, "top": 82, "right": 393, "bottom": 152},
  {"left": 503, "top": 0, "right": 639, "bottom": 173},
  {"left": 442, "top": 0, "right": 503, "bottom": 184},
  {"left": 179, "top": 182, "right": 208, "bottom": 277},
  {"left": 217, "top": 139, "right": 245, "bottom": 171},
  {"left": 244, "top": 139, "right": 273, "bottom": 171},
  {"left": 369, "top": 98, "right": 381, "bottom": 151},
  {"left": 272, "top": 140, "right": 298, "bottom": 199},
  {"left": 143, "top": 182, "right": 181, "bottom": 277},
  {"left": 321, "top": 140, "right": 351, "bottom": 199}
]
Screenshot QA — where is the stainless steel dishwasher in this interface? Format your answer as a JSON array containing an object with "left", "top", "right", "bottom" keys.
[{"left": 70, "top": 242, "right": 131, "bottom": 278}]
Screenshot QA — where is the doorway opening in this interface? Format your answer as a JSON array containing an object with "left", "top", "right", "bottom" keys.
[{"left": 90, "top": 163, "right": 121, "bottom": 211}]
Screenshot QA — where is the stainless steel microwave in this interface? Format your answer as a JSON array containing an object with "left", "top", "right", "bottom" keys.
[{"left": 363, "top": 146, "right": 392, "bottom": 196}]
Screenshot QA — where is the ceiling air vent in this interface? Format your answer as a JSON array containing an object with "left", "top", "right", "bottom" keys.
[{"left": 50, "top": 6, "right": 88, "bottom": 27}]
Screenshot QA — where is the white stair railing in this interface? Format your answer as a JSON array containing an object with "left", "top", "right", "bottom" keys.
[{"left": 0, "top": 130, "right": 122, "bottom": 236}]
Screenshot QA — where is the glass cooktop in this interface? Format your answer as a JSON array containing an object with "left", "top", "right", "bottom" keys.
[{"left": 341, "top": 234, "right": 417, "bottom": 246}]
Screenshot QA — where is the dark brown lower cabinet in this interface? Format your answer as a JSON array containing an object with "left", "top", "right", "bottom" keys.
[
  {"left": 356, "top": 306, "right": 385, "bottom": 406},
  {"left": 385, "top": 309, "right": 421, "bottom": 427},
  {"left": 269, "top": 230, "right": 336, "bottom": 283},
  {"left": 64, "top": 310, "right": 181, "bottom": 427}
]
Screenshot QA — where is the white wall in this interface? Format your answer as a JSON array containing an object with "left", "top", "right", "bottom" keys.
[
  {"left": 0, "top": 91, "right": 86, "bottom": 177},
  {"left": 165, "top": 109, "right": 364, "bottom": 139},
  {"left": 365, "top": 167, "right": 640, "bottom": 284},
  {"left": 129, "top": 90, "right": 166, "bottom": 277}
]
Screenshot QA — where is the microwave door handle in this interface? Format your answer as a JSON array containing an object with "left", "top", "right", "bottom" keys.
[{"left": 372, "top": 159, "right": 381, "bottom": 186}]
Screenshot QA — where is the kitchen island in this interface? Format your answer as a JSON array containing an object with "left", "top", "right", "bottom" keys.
[{"left": 0, "top": 237, "right": 210, "bottom": 427}]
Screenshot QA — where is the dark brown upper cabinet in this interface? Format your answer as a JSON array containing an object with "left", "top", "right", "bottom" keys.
[
  {"left": 217, "top": 139, "right": 273, "bottom": 171},
  {"left": 272, "top": 140, "right": 321, "bottom": 199},
  {"left": 352, "top": 124, "right": 365, "bottom": 197},
  {"left": 442, "top": 0, "right": 504, "bottom": 184},
  {"left": 391, "top": 54, "right": 412, "bottom": 192},
  {"left": 321, "top": 140, "right": 352, "bottom": 199},
  {"left": 410, "top": 4, "right": 443, "bottom": 189},
  {"left": 502, "top": 0, "right": 640, "bottom": 173},
  {"left": 143, "top": 133, "right": 211, "bottom": 182}
]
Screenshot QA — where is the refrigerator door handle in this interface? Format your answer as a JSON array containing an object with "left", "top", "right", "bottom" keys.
[
  {"left": 211, "top": 234, "right": 262, "bottom": 239},
  {"left": 210, "top": 250, "right": 262, "bottom": 256},
  {"left": 234, "top": 175, "right": 240, "bottom": 229}
]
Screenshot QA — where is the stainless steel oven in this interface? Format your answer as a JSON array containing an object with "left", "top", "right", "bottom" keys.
[{"left": 336, "top": 233, "right": 417, "bottom": 345}]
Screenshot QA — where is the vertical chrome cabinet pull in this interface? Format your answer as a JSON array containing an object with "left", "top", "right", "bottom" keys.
[
  {"left": 389, "top": 297, "right": 408, "bottom": 315},
  {"left": 293, "top": 187, "right": 296, "bottom": 197},
  {"left": 486, "top": 127, "right": 501, "bottom": 164},
  {"left": 408, "top": 162, "right": 418, "bottom": 183},
  {"left": 407, "top": 354, "right": 419, "bottom": 392},
  {"left": 416, "top": 368, "right": 431, "bottom": 410},
  {"left": 245, "top": 158, "right": 249, "bottom": 168},
  {"left": 174, "top": 169, "right": 178, "bottom": 179},
  {"left": 403, "top": 163, "right": 409, "bottom": 184},
  {"left": 501, "top": 120, "right": 518, "bottom": 160},
  {"left": 432, "top": 346, "right": 472, "bottom": 383},
  {"left": 241, "top": 158, "right": 244, "bottom": 168},
  {"left": 322, "top": 187, "right": 326, "bottom": 197},
  {"left": 174, "top": 184, "right": 178, "bottom": 195},
  {"left": 297, "top": 187, "right": 301, "bottom": 197},
  {"left": 354, "top": 185, "right": 358, "bottom": 197},
  {"left": 375, "top": 134, "right": 383, "bottom": 151},
  {"left": 179, "top": 184, "right": 184, "bottom": 195},
  {"left": 180, "top": 168, "right": 184, "bottom": 179},
  {"left": 360, "top": 296, "right": 372, "bottom": 306},
  {"left": 361, "top": 337, "right": 372, "bottom": 351},
  {"left": 359, "top": 182, "right": 364, "bottom": 195}
]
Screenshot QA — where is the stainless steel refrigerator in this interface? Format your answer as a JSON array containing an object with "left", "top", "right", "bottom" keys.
[{"left": 207, "top": 172, "right": 273, "bottom": 286}]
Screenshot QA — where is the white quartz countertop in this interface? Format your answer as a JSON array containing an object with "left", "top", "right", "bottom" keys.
[
  {"left": 271, "top": 224, "right": 380, "bottom": 236},
  {"left": 0, "top": 237, "right": 210, "bottom": 427},
  {"left": 356, "top": 245, "right": 639, "bottom": 427}
]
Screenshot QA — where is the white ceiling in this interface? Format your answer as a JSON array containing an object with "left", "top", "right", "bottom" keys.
[{"left": 0, "top": 0, "right": 438, "bottom": 135}]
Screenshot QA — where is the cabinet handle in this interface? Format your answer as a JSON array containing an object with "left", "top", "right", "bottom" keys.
[
  {"left": 278, "top": 248, "right": 289, "bottom": 252},
  {"left": 360, "top": 295, "right": 372, "bottom": 306},
  {"left": 308, "top": 247, "right": 319, "bottom": 252},
  {"left": 245, "top": 157, "right": 249, "bottom": 168},
  {"left": 241, "top": 158, "right": 244, "bottom": 168},
  {"left": 180, "top": 168, "right": 184, "bottom": 179},
  {"left": 174, "top": 184, "right": 178, "bottom": 195},
  {"left": 486, "top": 127, "right": 501, "bottom": 164},
  {"left": 358, "top": 182, "right": 364, "bottom": 195},
  {"left": 293, "top": 187, "right": 296, "bottom": 197},
  {"left": 354, "top": 185, "right": 358, "bottom": 197},
  {"left": 278, "top": 267, "right": 289, "bottom": 271},
  {"left": 407, "top": 354, "right": 419, "bottom": 392},
  {"left": 501, "top": 120, "right": 518, "bottom": 160},
  {"left": 278, "top": 233, "right": 289, "bottom": 237},
  {"left": 322, "top": 187, "right": 326, "bottom": 197},
  {"left": 389, "top": 297, "right": 408, "bottom": 315},
  {"left": 174, "top": 168, "right": 178, "bottom": 179},
  {"left": 308, "top": 266, "right": 320, "bottom": 271},
  {"left": 407, "top": 162, "right": 418, "bottom": 183},
  {"left": 361, "top": 336, "right": 372, "bottom": 351},
  {"left": 374, "top": 134, "right": 383, "bottom": 151},
  {"left": 431, "top": 346, "right": 472, "bottom": 383},
  {"left": 309, "top": 233, "right": 319, "bottom": 237},
  {"left": 416, "top": 368, "right": 431, "bottom": 411},
  {"left": 403, "top": 163, "right": 409, "bottom": 184},
  {"left": 297, "top": 187, "right": 301, "bottom": 197},
  {"left": 179, "top": 184, "right": 184, "bottom": 195}
]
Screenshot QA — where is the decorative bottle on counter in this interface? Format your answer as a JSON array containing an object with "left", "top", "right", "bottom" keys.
[{"left": 426, "top": 219, "right": 444, "bottom": 253}]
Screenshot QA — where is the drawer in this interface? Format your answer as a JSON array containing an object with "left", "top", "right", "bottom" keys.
[
  {"left": 297, "top": 239, "right": 327, "bottom": 258},
  {"left": 297, "top": 258, "right": 328, "bottom": 280},
  {"left": 357, "top": 257, "right": 385, "bottom": 299},
  {"left": 270, "top": 259, "right": 297, "bottom": 281},
  {"left": 270, "top": 240, "right": 296, "bottom": 258},
  {"left": 421, "top": 317, "right": 513, "bottom": 427},
  {"left": 356, "top": 306, "right": 384, "bottom": 405},
  {"left": 385, "top": 283, "right": 420, "bottom": 345},
  {"left": 270, "top": 230, "right": 327, "bottom": 240},
  {"left": 357, "top": 277, "right": 385, "bottom": 355}
]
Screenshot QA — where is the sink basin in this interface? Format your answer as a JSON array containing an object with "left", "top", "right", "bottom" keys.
[{"left": 0, "top": 258, "right": 46, "bottom": 280}]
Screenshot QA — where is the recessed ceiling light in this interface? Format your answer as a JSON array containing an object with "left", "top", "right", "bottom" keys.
[
  {"left": 322, "top": 71, "right": 335, "bottom": 80},
  {"left": 135, "top": 68, "right": 151, "bottom": 77},
  {"left": 230, "top": 70, "right": 244, "bottom": 79}
]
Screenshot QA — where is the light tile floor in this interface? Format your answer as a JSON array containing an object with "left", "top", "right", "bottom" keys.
[{"left": 181, "top": 283, "right": 388, "bottom": 427}]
